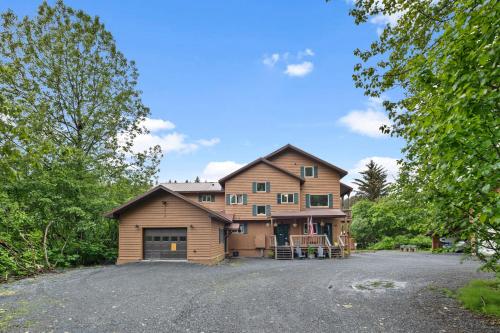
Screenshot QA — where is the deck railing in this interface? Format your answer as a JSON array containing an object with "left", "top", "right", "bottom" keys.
[
  {"left": 290, "top": 235, "right": 330, "bottom": 248},
  {"left": 338, "top": 235, "right": 345, "bottom": 258}
]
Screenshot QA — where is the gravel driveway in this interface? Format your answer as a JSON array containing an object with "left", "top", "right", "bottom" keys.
[{"left": 0, "top": 251, "right": 497, "bottom": 332}]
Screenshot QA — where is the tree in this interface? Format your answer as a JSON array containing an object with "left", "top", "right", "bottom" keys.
[
  {"left": 0, "top": 1, "right": 160, "bottom": 279},
  {"left": 194, "top": 176, "right": 200, "bottom": 183},
  {"left": 349, "top": 0, "right": 499, "bottom": 269},
  {"left": 353, "top": 160, "right": 389, "bottom": 200}
]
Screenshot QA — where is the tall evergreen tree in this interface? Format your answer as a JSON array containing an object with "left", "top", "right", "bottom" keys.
[
  {"left": 353, "top": 160, "right": 389, "bottom": 201},
  {"left": 194, "top": 176, "right": 200, "bottom": 183}
]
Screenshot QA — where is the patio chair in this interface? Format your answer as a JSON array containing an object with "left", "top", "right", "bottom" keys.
[
  {"left": 295, "top": 245, "right": 306, "bottom": 259},
  {"left": 317, "top": 245, "right": 326, "bottom": 259}
]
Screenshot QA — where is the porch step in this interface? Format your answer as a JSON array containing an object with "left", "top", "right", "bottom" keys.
[
  {"left": 331, "top": 246, "right": 343, "bottom": 258},
  {"left": 275, "top": 246, "right": 293, "bottom": 260}
]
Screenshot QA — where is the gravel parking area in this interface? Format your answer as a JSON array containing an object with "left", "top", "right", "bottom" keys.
[{"left": 0, "top": 251, "right": 497, "bottom": 332}]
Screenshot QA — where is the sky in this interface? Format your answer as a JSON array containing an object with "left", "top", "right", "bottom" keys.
[{"left": 1, "top": 0, "right": 405, "bottom": 187}]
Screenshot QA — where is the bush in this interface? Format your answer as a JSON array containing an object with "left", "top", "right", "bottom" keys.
[
  {"left": 457, "top": 279, "right": 500, "bottom": 317},
  {"left": 370, "top": 235, "right": 432, "bottom": 250}
]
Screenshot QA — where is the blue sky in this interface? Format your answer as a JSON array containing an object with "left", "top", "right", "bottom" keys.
[{"left": 2, "top": 0, "right": 405, "bottom": 186}]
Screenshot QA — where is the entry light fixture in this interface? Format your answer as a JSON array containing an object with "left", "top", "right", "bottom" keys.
[{"left": 135, "top": 224, "right": 139, "bottom": 229}]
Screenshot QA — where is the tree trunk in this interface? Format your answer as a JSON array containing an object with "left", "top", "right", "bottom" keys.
[{"left": 43, "top": 220, "right": 54, "bottom": 269}]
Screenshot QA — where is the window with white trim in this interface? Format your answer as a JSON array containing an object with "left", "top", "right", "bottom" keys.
[
  {"left": 230, "top": 194, "right": 244, "bottom": 205},
  {"left": 256, "top": 182, "right": 267, "bottom": 192},
  {"left": 303, "top": 222, "right": 318, "bottom": 234},
  {"left": 281, "top": 193, "right": 294, "bottom": 204},
  {"left": 200, "top": 194, "right": 214, "bottom": 202},
  {"left": 256, "top": 205, "right": 266, "bottom": 216},
  {"left": 310, "top": 195, "right": 329, "bottom": 207},
  {"left": 304, "top": 166, "right": 314, "bottom": 177}
]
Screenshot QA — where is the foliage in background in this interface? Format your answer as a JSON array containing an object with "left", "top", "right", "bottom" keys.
[
  {"left": 353, "top": 160, "right": 389, "bottom": 200},
  {"left": 0, "top": 1, "right": 160, "bottom": 281},
  {"left": 349, "top": 0, "right": 499, "bottom": 270}
]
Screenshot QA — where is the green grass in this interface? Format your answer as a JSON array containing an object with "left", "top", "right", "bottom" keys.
[{"left": 457, "top": 279, "right": 500, "bottom": 318}]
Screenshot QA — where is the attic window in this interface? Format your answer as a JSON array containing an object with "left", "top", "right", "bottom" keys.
[{"left": 304, "top": 166, "right": 314, "bottom": 177}]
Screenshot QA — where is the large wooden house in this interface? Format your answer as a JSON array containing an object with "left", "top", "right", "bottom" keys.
[{"left": 106, "top": 144, "right": 353, "bottom": 264}]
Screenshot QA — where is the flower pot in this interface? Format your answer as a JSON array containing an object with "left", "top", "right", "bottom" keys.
[{"left": 308, "top": 253, "right": 315, "bottom": 259}]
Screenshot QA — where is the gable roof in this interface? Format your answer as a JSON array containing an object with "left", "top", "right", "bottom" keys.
[
  {"left": 218, "top": 158, "right": 304, "bottom": 185},
  {"left": 340, "top": 182, "right": 353, "bottom": 196},
  {"left": 264, "top": 144, "right": 348, "bottom": 178},
  {"left": 162, "top": 182, "right": 223, "bottom": 193},
  {"left": 104, "top": 185, "right": 232, "bottom": 223}
]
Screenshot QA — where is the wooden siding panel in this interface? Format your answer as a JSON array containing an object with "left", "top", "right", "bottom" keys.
[
  {"left": 224, "top": 162, "right": 301, "bottom": 220},
  {"left": 182, "top": 193, "right": 225, "bottom": 212},
  {"left": 228, "top": 222, "right": 273, "bottom": 257},
  {"left": 118, "top": 191, "right": 223, "bottom": 264},
  {"left": 267, "top": 150, "right": 342, "bottom": 209}
]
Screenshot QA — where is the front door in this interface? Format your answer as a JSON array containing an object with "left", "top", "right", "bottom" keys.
[
  {"left": 275, "top": 224, "right": 289, "bottom": 246},
  {"left": 321, "top": 223, "right": 333, "bottom": 244}
]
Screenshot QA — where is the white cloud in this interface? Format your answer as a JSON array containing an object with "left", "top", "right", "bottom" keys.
[
  {"left": 346, "top": 156, "right": 400, "bottom": 189},
  {"left": 201, "top": 161, "right": 245, "bottom": 181},
  {"left": 262, "top": 49, "right": 315, "bottom": 77},
  {"left": 141, "top": 118, "right": 175, "bottom": 131},
  {"left": 197, "top": 138, "right": 221, "bottom": 147},
  {"left": 298, "top": 48, "right": 315, "bottom": 58},
  {"left": 262, "top": 53, "right": 280, "bottom": 67},
  {"left": 121, "top": 117, "right": 220, "bottom": 154},
  {"left": 284, "top": 61, "right": 314, "bottom": 77},
  {"left": 338, "top": 97, "right": 391, "bottom": 138}
]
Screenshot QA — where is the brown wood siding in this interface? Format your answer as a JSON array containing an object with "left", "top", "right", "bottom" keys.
[
  {"left": 224, "top": 162, "right": 301, "bottom": 220},
  {"left": 228, "top": 222, "right": 273, "bottom": 257},
  {"left": 210, "top": 220, "right": 225, "bottom": 261},
  {"left": 118, "top": 191, "right": 224, "bottom": 265},
  {"left": 182, "top": 193, "right": 225, "bottom": 212},
  {"left": 267, "top": 150, "right": 342, "bottom": 209}
]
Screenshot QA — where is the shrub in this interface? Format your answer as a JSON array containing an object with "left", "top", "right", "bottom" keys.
[
  {"left": 457, "top": 279, "right": 500, "bottom": 317},
  {"left": 370, "top": 235, "right": 432, "bottom": 250}
]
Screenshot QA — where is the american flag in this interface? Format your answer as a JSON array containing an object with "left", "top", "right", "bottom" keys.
[{"left": 308, "top": 216, "right": 315, "bottom": 235}]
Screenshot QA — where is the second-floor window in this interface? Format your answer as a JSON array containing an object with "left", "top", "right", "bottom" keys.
[
  {"left": 281, "top": 193, "right": 294, "bottom": 204},
  {"left": 199, "top": 194, "right": 214, "bottom": 202},
  {"left": 230, "top": 194, "right": 244, "bottom": 205},
  {"left": 310, "top": 195, "right": 329, "bottom": 207}
]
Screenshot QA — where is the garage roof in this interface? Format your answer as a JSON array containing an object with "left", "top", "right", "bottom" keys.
[
  {"left": 104, "top": 185, "right": 232, "bottom": 223},
  {"left": 162, "top": 182, "right": 223, "bottom": 193}
]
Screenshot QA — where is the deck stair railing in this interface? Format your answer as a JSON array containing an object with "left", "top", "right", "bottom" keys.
[{"left": 289, "top": 235, "right": 333, "bottom": 258}]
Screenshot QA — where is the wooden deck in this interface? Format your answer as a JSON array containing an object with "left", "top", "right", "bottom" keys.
[{"left": 269, "top": 234, "right": 348, "bottom": 260}]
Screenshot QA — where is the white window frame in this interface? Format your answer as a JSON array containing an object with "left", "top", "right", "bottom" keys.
[
  {"left": 200, "top": 194, "right": 214, "bottom": 203},
  {"left": 230, "top": 194, "right": 244, "bottom": 205},
  {"left": 303, "top": 222, "right": 318, "bottom": 235},
  {"left": 304, "top": 166, "right": 315, "bottom": 178},
  {"left": 256, "top": 205, "right": 266, "bottom": 216},
  {"left": 256, "top": 182, "right": 267, "bottom": 193},
  {"left": 281, "top": 193, "right": 294, "bottom": 204},
  {"left": 310, "top": 194, "right": 329, "bottom": 207}
]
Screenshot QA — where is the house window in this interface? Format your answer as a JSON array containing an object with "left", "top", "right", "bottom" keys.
[
  {"left": 235, "top": 222, "right": 248, "bottom": 234},
  {"left": 256, "top": 182, "right": 267, "bottom": 192},
  {"left": 256, "top": 205, "right": 266, "bottom": 216},
  {"left": 310, "top": 195, "right": 329, "bottom": 207},
  {"left": 303, "top": 222, "right": 318, "bottom": 234},
  {"left": 281, "top": 193, "right": 294, "bottom": 204},
  {"left": 304, "top": 166, "right": 315, "bottom": 177},
  {"left": 200, "top": 194, "right": 214, "bottom": 202},
  {"left": 230, "top": 194, "right": 244, "bottom": 205}
]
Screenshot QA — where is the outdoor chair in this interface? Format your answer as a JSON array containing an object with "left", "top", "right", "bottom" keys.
[
  {"left": 317, "top": 245, "right": 326, "bottom": 259},
  {"left": 295, "top": 245, "right": 306, "bottom": 259}
]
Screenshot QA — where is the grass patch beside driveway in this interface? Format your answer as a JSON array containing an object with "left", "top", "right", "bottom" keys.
[{"left": 457, "top": 278, "right": 500, "bottom": 317}]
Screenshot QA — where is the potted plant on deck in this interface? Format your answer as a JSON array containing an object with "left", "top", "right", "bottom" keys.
[{"left": 307, "top": 245, "right": 315, "bottom": 259}]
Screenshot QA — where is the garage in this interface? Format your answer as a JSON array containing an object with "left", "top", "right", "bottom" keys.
[{"left": 144, "top": 228, "right": 187, "bottom": 260}]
